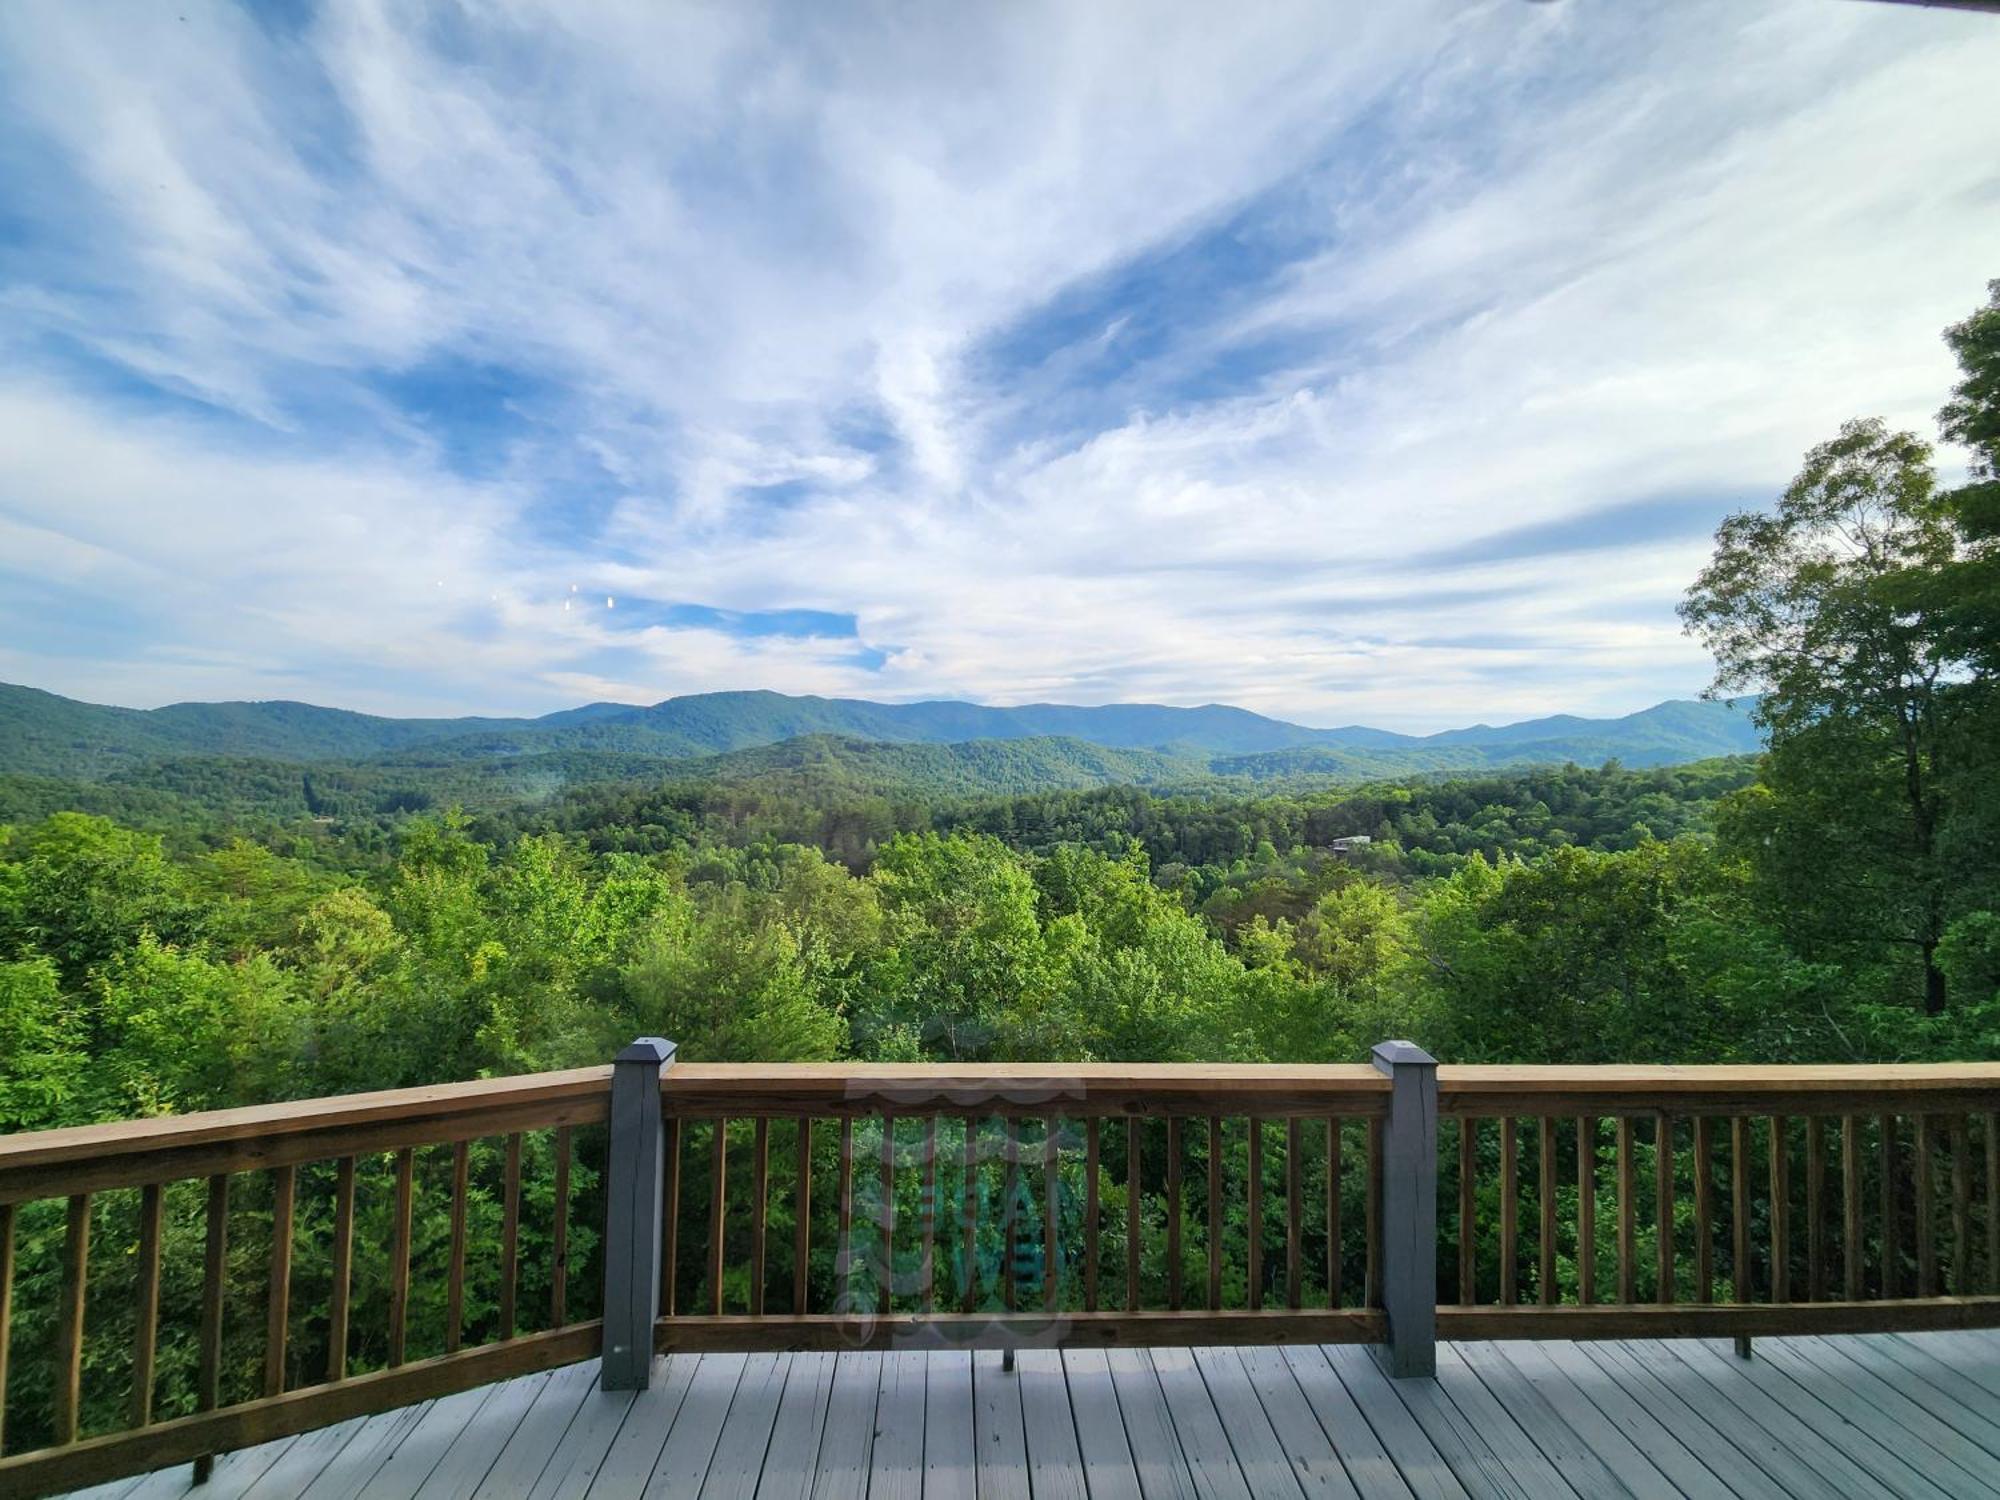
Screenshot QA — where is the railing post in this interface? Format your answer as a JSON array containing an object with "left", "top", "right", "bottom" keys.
[
  {"left": 1371, "top": 1040, "right": 1438, "bottom": 1378},
  {"left": 603, "top": 1036, "right": 675, "bottom": 1391}
]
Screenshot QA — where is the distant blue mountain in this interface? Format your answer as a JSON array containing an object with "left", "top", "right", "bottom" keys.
[{"left": 0, "top": 681, "right": 1763, "bottom": 781}]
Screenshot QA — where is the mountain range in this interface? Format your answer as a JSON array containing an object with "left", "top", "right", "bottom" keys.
[{"left": 0, "top": 682, "right": 1762, "bottom": 788}]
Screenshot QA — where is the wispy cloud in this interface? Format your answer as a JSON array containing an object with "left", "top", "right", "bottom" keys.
[{"left": 0, "top": 0, "right": 1995, "bottom": 730}]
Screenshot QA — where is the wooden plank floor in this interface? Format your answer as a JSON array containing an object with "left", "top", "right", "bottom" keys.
[{"left": 66, "top": 1331, "right": 2000, "bottom": 1499}]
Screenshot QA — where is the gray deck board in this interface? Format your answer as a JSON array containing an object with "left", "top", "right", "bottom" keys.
[
  {"left": 299, "top": 1401, "right": 436, "bottom": 1500},
  {"left": 640, "top": 1351, "right": 747, "bottom": 1499},
  {"left": 1058, "top": 1349, "right": 1140, "bottom": 1500},
  {"left": 1016, "top": 1349, "right": 1088, "bottom": 1500},
  {"left": 701, "top": 1352, "right": 791, "bottom": 1500},
  {"left": 1423, "top": 1345, "right": 1584, "bottom": 1500},
  {"left": 1580, "top": 1340, "right": 1818, "bottom": 1500},
  {"left": 1276, "top": 1345, "right": 1415, "bottom": 1500},
  {"left": 476, "top": 1359, "right": 602, "bottom": 1500},
  {"left": 920, "top": 1352, "right": 976, "bottom": 1500},
  {"left": 1188, "top": 1346, "right": 1316, "bottom": 1500},
  {"left": 1104, "top": 1346, "right": 1202, "bottom": 1500},
  {"left": 356, "top": 1383, "right": 497, "bottom": 1499},
  {"left": 1148, "top": 1345, "right": 1254, "bottom": 1500},
  {"left": 864, "top": 1350, "right": 925, "bottom": 1500},
  {"left": 808, "top": 1349, "right": 881, "bottom": 1500},
  {"left": 1224, "top": 1345, "right": 1359, "bottom": 1500},
  {"left": 754, "top": 1351, "right": 836, "bottom": 1500},
  {"left": 1317, "top": 1346, "right": 1471, "bottom": 1500},
  {"left": 1757, "top": 1336, "right": 2000, "bottom": 1499},
  {"left": 1867, "top": 1333, "right": 2000, "bottom": 1439},
  {"left": 57, "top": 1331, "right": 2000, "bottom": 1500},
  {"left": 413, "top": 1371, "right": 556, "bottom": 1500},
  {"left": 587, "top": 1354, "right": 700, "bottom": 1496},
  {"left": 970, "top": 1349, "right": 1030, "bottom": 1500},
  {"left": 1664, "top": 1338, "right": 1951, "bottom": 1500}
]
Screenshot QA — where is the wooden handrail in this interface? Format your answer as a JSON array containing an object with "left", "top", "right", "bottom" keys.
[
  {"left": 0, "top": 1066, "right": 613, "bottom": 1202},
  {"left": 660, "top": 1061, "right": 1391, "bottom": 1117},
  {"left": 1437, "top": 1063, "right": 2000, "bottom": 1117}
]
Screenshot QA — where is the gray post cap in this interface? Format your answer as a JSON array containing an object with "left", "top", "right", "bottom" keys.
[{"left": 1370, "top": 1040, "right": 1437, "bottom": 1072}]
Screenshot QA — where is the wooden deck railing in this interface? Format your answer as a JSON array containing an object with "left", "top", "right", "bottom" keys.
[
  {"left": 1436, "top": 1064, "right": 2000, "bottom": 1341},
  {"left": 1, "top": 1044, "right": 1997, "bottom": 1497},
  {"left": 648, "top": 1058, "right": 1395, "bottom": 1355},
  {"left": 0, "top": 1069, "right": 613, "bottom": 1496}
]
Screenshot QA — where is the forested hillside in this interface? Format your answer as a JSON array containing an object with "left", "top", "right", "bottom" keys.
[{"left": 0, "top": 679, "right": 1761, "bottom": 781}]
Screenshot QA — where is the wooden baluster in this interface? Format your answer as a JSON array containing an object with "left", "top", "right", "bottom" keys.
[
  {"left": 1287, "top": 1117, "right": 1303, "bottom": 1310},
  {"left": 1326, "top": 1118, "right": 1343, "bottom": 1311},
  {"left": 1952, "top": 1115, "right": 1972, "bottom": 1295},
  {"left": 1880, "top": 1113, "right": 1899, "bottom": 1299},
  {"left": 1988, "top": 1113, "right": 1999, "bottom": 1296},
  {"left": 1045, "top": 1120, "right": 1061, "bottom": 1312},
  {"left": 1579, "top": 1116, "right": 1597, "bottom": 1306},
  {"left": 1004, "top": 1118, "right": 1020, "bottom": 1313},
  {"left": 1499, "top": 1117, "right": 1518, "bottom": 1306},
  {"left": 132, "top": 1183, "right": 162, "bottom": 1427},
  {"left": 1843, "top": 1115, "right": 1863, "bottom": 1301},
  {"left": 1656, "top": 1114, "right": 1674, "bottom": 1305},
  {"left": 663, "top": 1117, "right": 682, "bottom": 1318},
  {"left": 1458, "top": 1118, "right": 1476, "bottom": 1305},
  {"left": 1085, "top": 1118, "right": 1101, "bottom": 1312},
  {"left": 266, "top": 1164, "right": 295, "bottom": 1395},
  {"left": 710, "top": 1119, "right": 729, "bottom": 1317},
  {"left": 923, "top": 1117, "right": 939, "bottom": 1315},
  {"left": 1692, "top": 1117, "right": 1712, "bottom": 1304},
  {"left": 552, "top": 1125, "right": 572, "bottom": 1328},
  {"left": 752, "top": 1117, "right": 771, "bottom": 1317},
  {"left": 1247, "top": 1119, "right": 1263, "bottom": 1311},
  {"left": 446, "top": 1141, "right": 469, "bottom": 1353},
  {"left": 196, "top": 1173, "right": 229, "bottom": 1482},
  {"left": 878, "top": 1115, "right": 893, "bottom": 1318},
  {"left": 1365, "top": 1118, "right": 1382, "bottom": 1309},
  {"left": 960, "top": 1116, "right": 977, "bottom": 1313},
  {"left": 1916, "top": 1114, "right": 1936, "bottom": 1298},
  {"left": 389, "top": 1146, "right": 414, "bottom": 1365},
  {"left": 1806, "top": 1118, "right": 1826, "bottom": 1303},
  {"left": 0, "top": 1201, "right": 12, "bottom": 1455},
  {"left": 500, "top": 1133, "right": 522, "bottom": 1337},
  {"left": 1208, "top": 1116, "right": 1223, "bottom": 1312},
  {"left": 1166, "top": 1118, "right": 1182, "bottom": 1311},
  {"left": 1126, "top": 1118, "right": 1142, "bottom": 1312},
  {"left": 1538, "top": 1117, "right": 1557, "bottom": 1306},
  {"left": 1616, "top": 1117, "right": 1636, "bottom": 1305},
  {"left": 793, "top": 1119, "right": 812, "bottom": 1317},
  {"left": 328, "top": 1158, "right": 354, "bottom": 1382},
  {"left": 1769, "top": 1117, "right": 1791, "bottom": 1304},
  {"left": 55, "top": 1193, "right": 89, "bottom": 1444},
  {"left": 1731, "top": 1118, "right": 1751, "bottom": 1305}
]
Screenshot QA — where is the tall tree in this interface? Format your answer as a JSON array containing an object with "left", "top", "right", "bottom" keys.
[{"left": 1681, "top": 418, "right": 1961, "bottom": 1011}]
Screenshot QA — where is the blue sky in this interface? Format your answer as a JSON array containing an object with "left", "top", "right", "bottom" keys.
[{"left": 0, "top": 0, "right": 1995, "bottom": 732}]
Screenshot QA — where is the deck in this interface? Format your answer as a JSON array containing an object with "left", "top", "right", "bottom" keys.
[{"left": 61, "top": 1329, "right": 2000, "bottom": 1500}]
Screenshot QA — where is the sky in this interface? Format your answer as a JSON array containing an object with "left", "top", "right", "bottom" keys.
[{"left": 1, "top": 0, "right": 1996, "bottom": 733}]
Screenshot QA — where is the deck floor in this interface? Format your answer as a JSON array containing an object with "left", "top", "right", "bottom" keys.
[{"left": 67, "top": 1329, "right": 2000, "bottom": 1499}]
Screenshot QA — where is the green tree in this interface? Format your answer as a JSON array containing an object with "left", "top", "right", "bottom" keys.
[{"left": 1681, "top": 418, "right": 1962, "bottom": 1011}]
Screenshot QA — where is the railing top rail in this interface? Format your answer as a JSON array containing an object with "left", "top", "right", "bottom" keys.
[
  {"left": 1440, "top": 1063, "right": 2000, "bottom": 1087},
  {"left": 661, "top": 1061, "right": 1391, "bottom": 1117},
  {"left": 0, "top": 1065, "right": 613, "bottom": 1202},
  {"left": 1437, "top": 1061, "right": 2000, "bottom": 1115}
]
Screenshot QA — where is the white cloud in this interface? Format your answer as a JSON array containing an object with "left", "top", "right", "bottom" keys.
[{"left": 0, "top": 0, "right": 1995, "bottom": 730}]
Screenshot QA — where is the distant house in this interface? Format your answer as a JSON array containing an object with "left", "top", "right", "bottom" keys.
[{"left": 1328, "top": 835, "right": 1372, "bottom": 853}]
